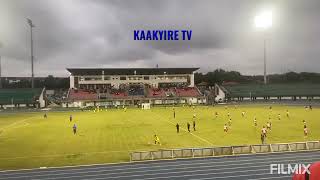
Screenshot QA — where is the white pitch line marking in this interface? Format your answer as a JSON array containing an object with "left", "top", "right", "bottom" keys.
[
  {"left": 0, "top": 116, "right": 35, "bottom": 133},
  {"left": 153, "top": 112, "right": 214, "bottom": 146}
]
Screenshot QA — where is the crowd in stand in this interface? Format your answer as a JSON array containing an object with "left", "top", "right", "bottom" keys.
[
  {"left": 128, "top": 85, "right": 144, "bottom": 96},
  {"left": 69, "top": 83, "right": 201, "bottom": 100}
]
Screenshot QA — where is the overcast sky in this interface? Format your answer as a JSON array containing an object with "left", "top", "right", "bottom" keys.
[{"left": 0, "top": 0, "right": 320, "bottom": 77}]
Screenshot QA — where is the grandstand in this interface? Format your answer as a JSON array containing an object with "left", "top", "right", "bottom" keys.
[
  {"left": 64, "top": 68, "right": 205, "bottom": 107},
  {"left": 0, "top": 88, "right": 45, "bottom": 108},
  {"left": 220, "top": 83, "right": 320, "bottom": 101}
]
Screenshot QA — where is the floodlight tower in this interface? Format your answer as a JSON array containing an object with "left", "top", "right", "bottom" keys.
[
  {"left": 255, "top": 11, "right": 272, "bottom": 84},
  {"left": 0, "top": 55, "right": 2, "bottom": 88},
  {"left": 0, "top": 42, "right": 2, "bottom": 88},
  {"left": 27, "top": 18, "right": 35, "bottom": 88}
]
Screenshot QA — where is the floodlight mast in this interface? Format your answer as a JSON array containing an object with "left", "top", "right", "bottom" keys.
[
  {"left": 0, "top": 42, "right": 2, "bottom": 88},
  {"left": 0, "top": 55, "right": 2, "bottom": 88},
  {"left": 27, "top": 18, "right": 35, "bottom": 88},
  {"left": 255, "top": 11, "right": 272, "bottom": 85}
]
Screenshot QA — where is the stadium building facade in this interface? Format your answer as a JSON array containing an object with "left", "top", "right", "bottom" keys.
[
  {"left": 65, "top": 68, "right": 206, "bottom": 107},
  {"left": 68, "top": 68, "right": 197, "bottom": 89}
]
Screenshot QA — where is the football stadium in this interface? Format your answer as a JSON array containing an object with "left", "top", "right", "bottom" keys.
[
  {"left": 0, "top": 67, "right": 320, "bottom": 179},
  {"left": 1, "top": 0, "right": 320, "bottom": 179}
]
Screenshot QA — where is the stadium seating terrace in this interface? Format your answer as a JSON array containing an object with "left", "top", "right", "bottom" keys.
[
  {"left": 67, "top": 85, "right": 202, "bottom": 101},
  {"left": 223, "top": 83, "right": 320, "bottom": 97},
  {"left": 68, "top": 89, "right": 98, "bottom": 101},
  {"left": 173, "top": 87, "right": 201, "bottom": 97},
  {"left": 0, "top": 88, "right": 42, "bottom": 104}
]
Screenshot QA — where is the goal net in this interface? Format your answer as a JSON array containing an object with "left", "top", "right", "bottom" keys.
[{"left": 141, "top": 103, "right": 151, "bottom": 110}]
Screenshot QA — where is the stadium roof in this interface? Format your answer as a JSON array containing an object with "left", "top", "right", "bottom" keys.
[{"left": 66, "top": 68, "right": 199, "bottom": 76}]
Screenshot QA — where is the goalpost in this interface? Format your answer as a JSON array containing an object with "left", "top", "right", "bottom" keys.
[{"left": 141, "top": 103, "right": 151, "bottom": 110}]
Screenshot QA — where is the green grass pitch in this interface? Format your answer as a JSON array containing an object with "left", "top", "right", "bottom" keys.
[{"left": 0, "top": 105, "right": 319, "bottom": 170}]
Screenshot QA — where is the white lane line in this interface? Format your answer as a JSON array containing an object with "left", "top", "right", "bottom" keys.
[
  {"left": 0, "top": 150, "right": 318, "bottom": 174},
  {"left": 248, "top": 176, "right": 291, "bottom": 180},
  {"left": 13, "top": 157, "right": 317, "bottom": 180},
  {"left": 0, "top": 153, "right": 319, "bottom": 178},
  {"left": 1, "top": 151, "right": 318, "bottom": 175},
  {"left": 87, "top": 160, "right": 314, "bottom": 180},
  {"left": 189, "top": 172, "right": 291, "bottom": 180},
  {"left": 101, "top": 168, "right": 280, "bottom": 180},
  {"left": 35, "top": 168, "right": 270, "bottom": 180}
]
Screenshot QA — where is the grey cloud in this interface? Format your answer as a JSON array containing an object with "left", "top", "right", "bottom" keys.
[{"left": 0, "top": 0, "right": 320, "bottom": 77}]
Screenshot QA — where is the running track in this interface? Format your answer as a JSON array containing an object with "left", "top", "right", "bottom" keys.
[{"left": 0, "top": 151, "right": 319, "bottom": 180}]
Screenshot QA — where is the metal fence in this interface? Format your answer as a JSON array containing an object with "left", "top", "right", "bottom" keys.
[{"left": 130, "top": 141, "right": 320, "bottom": 161}]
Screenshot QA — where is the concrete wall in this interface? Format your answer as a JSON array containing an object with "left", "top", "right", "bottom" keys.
[
  {"left": 70, "top": 75, "right": 75, "bottom": 89},
  {"left": 39, "top": 88, "right": 46, "bottom": 108}
]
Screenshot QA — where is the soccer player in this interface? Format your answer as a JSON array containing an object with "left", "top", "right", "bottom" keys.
[
  {"left": 254, "top": 117, "right": 257, "bottom": 127},
  {"left": 43, "top": 113, "right": 47, "bottom": 119},
  {"left": 215, "top": 112, "right": 218, "bottom": 119},
  {"left": 261, "top": 133, "right": 265, "bottom": 144},
  {"left": 305, "top": 106, "right": 309, "bottom": 110},
  {"left": 241, "top": 111, "right": 246, "bottom": 118},
  {"left": 69, "top": 115, "right": 73, "bottom": 122},
  {"left": 193, "top": 113, "right": 196, "bottom": 119},
  {"left": 277, "top": 113, "right": 281, "bottom": 120},
  {"left": 266, "top": 122, "right": 271, "bottom": 131},
  {"left": 303, "top": 120, "right": 307, "bottom": 128},
  {"left": 261, "top": 126, "right": 267, "bottom": 138},
  {"left": 227, "top": 112, "right": 230, "bottom": 117},
  {"left": 193, "top": 121, "right": 196, "bottom": 131},
  {"left": 173, "top": 110, "right": 176, "bottom": 119},
  {"left": 286, "top": 110, "right": 289, "bottom": 118},
  {"left": 224, "top": 124, "right": 228, "bottom": 133},
  {"left": 228, "top": 118, "right": 232, "bottom": 126},
  {"left": 176, "top": 123, "right": 180, "bottom": 133},
  {"left": 73, "top": 124, "right": 77, "bottom": 134},
  {"left": 154, "top": 134, "right": 161, "bottom": 145},
  {"left": 304, "top": 126, "right": 308, "bottom": 137},
  {"left": 187, "top": 123, "right": 191, "bottom": 132}
]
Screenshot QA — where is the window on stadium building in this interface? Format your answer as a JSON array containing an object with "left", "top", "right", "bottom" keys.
[
  {"left": 84, "top": 77, "right": 102, "bottom": 81},
  {"left": 120, "top": 77, "right": 126, "bottom": 80}
]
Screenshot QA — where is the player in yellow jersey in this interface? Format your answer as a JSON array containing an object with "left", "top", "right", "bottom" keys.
[{"left": 154, "top": 134, "right": 161, "bottom": 145}]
